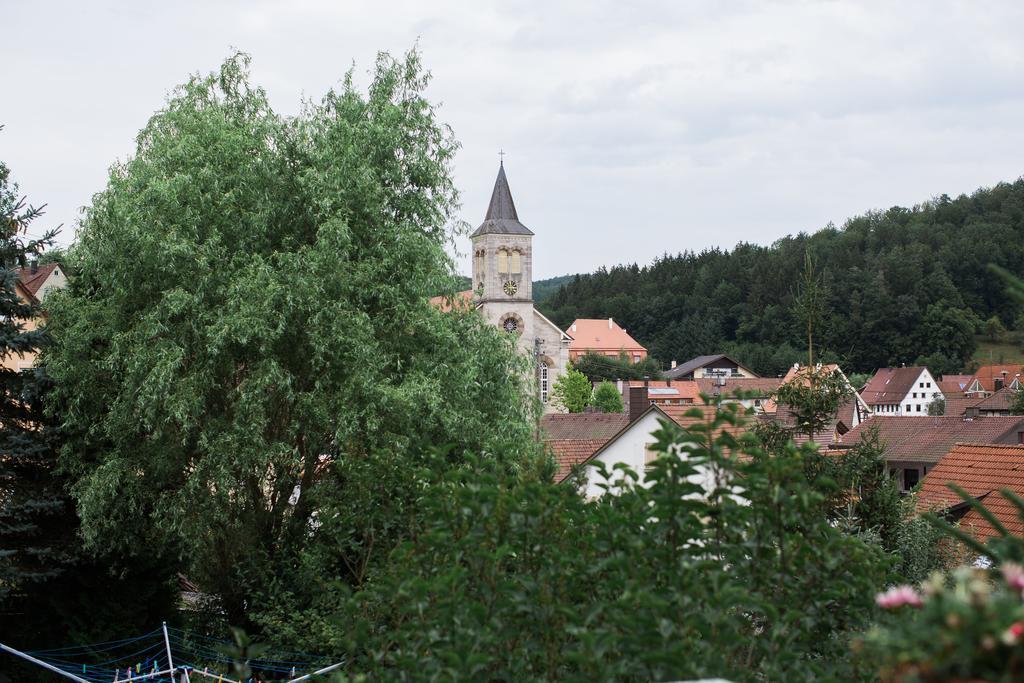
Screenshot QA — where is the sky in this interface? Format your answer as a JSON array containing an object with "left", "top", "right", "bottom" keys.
[{"left": 3, "top": 1, "right": 1024, "bottom": 280}]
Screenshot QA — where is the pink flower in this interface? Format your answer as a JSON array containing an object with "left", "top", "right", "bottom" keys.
[
  {"left": 1002, "top": 621, "right": 1024, "bottom": 645},
  {"left": 876, "top": 585, "right": 924, "bottom": 609},
  {"left": 1002, "top": 563, "right": 1024, "bottom": 593}
]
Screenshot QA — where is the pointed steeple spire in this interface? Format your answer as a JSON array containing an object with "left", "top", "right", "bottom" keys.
[{"left": 471, "top": 162, "right": 534, "bottom": 237}]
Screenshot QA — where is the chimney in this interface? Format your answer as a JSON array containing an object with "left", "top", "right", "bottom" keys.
[
  {"left": 995, "top": 378, "right": 1005, "bottom": 392},
  {"left": 608, "top": 318, "right": 613, "bottom": 329},
  {"left": 666, "top": 377, "right": 672, "bottom": 387},
  {"left": 30, "top": 259, "right": 38, "bottom": 274},
  {"left": 671, "top": 360, "right": 677, "bottom": 370},
  {"left": 628, "top": 386, "right": 650, "bottom": 422},
  {"left": 571, "top": 323, "right": 576, "bottom": 333},
  {"left": 643, "top": 375, "right": 650, "bottom": 387}
]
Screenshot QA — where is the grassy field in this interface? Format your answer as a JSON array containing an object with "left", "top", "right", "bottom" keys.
[{"left": 972, "top": 336, "right": 1024, "bottom": 368}]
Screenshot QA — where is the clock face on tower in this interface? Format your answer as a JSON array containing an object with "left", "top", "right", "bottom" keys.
[{"left": 503, "top": 280, "right": 519, "bottom": 296}]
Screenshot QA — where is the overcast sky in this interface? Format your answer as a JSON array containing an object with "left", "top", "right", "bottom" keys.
[{"left": 4, "top": 1, "right": 1024, "bottom": 279}]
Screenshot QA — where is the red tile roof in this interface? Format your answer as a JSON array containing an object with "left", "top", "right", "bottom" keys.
[
  {"left": 937, "top": 374, "right": 972, "bottom": 395},
  {"left": 428, "top": 289, "right": 474, "bottom": 313},
  {"left": 836, "top": 416, "right": 1024, "bottom": 464},
  {"left": 566, "top": 318, "right": 646, "bottom": 354},
  {"left": 971, "top": 386, "right": 1021, "bottom": 413},
  {"left": 861, "top": 367, "right": 928, "bottom": 405},
  {"left": 916, "top": 443, "right": 1024, "bottom": 543},
  {"left": 548, "top": 439, "right": 609, "bottom": 481},
  {"left": 541, "top": 412, "right": 630, "bottom": 441},
  {"left": 15, "top": 262, "right": 58, "bottom": 298},
  {"left": 943, "top": 394, "right": 978, "bottom": 417},
  {"left": 695, "top": 377, "right": 782, "bottom": 398},
  {"left": 621, "top": 380, "right": 701, "bottom": 401},
  {"left": 965, "top": 365, "right": 1024, "bottom": 395}
]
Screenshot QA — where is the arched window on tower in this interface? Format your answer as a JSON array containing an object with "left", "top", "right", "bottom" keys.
[
  {"left": 497, "top": 249, "right": 509, "bottom": 275},
  {"left": 510, "top": 249, "right": 521, "bottom": 279}
]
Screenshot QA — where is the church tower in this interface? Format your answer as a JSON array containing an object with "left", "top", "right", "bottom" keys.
[
  {"left": 471, "top": 161, "right": 535, "bottom": 336},
  {"left": 471, "top": 161, "right": 570, "bottom": 410}
]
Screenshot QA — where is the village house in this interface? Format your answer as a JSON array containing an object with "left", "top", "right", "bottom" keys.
[
  {"left": 695, "top": 376, "right": 782, "bottom": 413},
  {"left": 566, "top": 318, "right": 647, "bottom": 363},
  {"left": 430, "top": 163, "right": 570, "bottom": 410},
  {"left": 2, "top": 261, "right": 68, "bottom": 372},
  {"left": 767, "top": 363, "right": 871, "bottom": 448},
  {"left": 615, "top": 379, "right": 700, "bottom": 408},
  {"left": 937, "top": 373, "right": 972, "bottom": 397},
  {"left": 963, "top": 364, "right": 1023, "bottom": 398},
  {"left": 916, "top": 442, "right": 1024, "bottom": 544},
  {"left": 860, "top": 366, "right": 943, "bottom": 415},
  {"left": 833, "top": 415, "right": 1024, "bottom": 492},
  {"left": 546, "top": 388, "right": 749, "bottom": 500},
  {"left": 664, "top": 353, "right": 758, "bottom": 381}
]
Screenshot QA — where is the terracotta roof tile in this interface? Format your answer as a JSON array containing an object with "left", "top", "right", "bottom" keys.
[
  {"left": 622, "top": 380, "right": 701, "bottom": 401},
  {"left": 965, "top": 365, "right": 1024, "bottom": 395},
  {"left": 837, "top": 416, "right": 1024, "bottom": 464},
  {"left": 695, "top": 377, "right": 782, "bottom": 398},
  {"left": 547, "top": 439, "right": 609, "bottom": 481},
  {"left": 566, "top": 318, "right": 646, "bottom": 354},
  {"left": 15, "top": 262, "right": 58, "bottom": 297},
  {"left": 428, "top": 289, "right": 474, "bottom": 313},
  {"left": 541, "top": 413, "right": 630, "bottom": 441},
  {"left": 937, "top": 375, "right": 972, "bottom": 395},
  {"left": 916, "top": 443, "right": 1024, "bottom": 543}
]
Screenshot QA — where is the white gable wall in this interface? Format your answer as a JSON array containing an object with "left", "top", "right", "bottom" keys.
[{"left": 582, "top": 410, "right": 745, "bottom": 504}]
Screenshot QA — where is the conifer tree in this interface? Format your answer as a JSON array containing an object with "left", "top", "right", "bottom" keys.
[{"left": 0, "top": 144, "right": 63, "bottom": 615}]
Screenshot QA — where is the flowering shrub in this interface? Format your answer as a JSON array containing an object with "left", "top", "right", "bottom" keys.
[{"left": 863, "top": 565, "right": 1024, "bottom": 682}]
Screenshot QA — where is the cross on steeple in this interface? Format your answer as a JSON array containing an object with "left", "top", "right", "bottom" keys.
[{"left": 498, "top": 149, "right": 505, "bottom": 165}]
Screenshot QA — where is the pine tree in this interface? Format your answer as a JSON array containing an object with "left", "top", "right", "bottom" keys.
[{"left": 0, "top": 146, "right": 64, "bottom": 626}]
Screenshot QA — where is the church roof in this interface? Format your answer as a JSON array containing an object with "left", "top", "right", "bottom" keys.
[{"left": 470, "top": 163, "right": 534, "bottom": 237}]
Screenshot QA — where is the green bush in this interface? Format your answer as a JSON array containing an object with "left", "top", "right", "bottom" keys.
[{"left": 303, "top": 405, "right": 890, "bottom": 681}]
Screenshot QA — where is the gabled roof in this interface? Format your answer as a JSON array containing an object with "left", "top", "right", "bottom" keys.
[
  {"left": 470, "top": 163, "right": 533, "bottom": 237},
  {"left": 560, "top": 402, "right": 754, "bottom": 482},
  {"left": 567, "top": 318, "right": 646, "bottom": 353},
  {"left": 971, "top": 386, "right": 1020, "bottom": 413},
  {"left": 695, "top": 377, "right": 782, "bottom": 398},
  {"left": 665, "top": 354, "right": 754, "bottom": 380},
  {"left": 835, "top": 415, "right": 1024, "bottom": 464},
  {"left": 15, "top": 262, "right": 59, "bottom": 299},
  {"left": 965, "top": 365, "right": 1024, "bottom": 394},
  {"left": 548, "top": 439, "right": 609, "bottom": 482},
  {"left": 541, "top": 412, "right": 630, "bottom": 441},
  {"left": 861, "top": 367, "right": 931, "bottom": 405},
  {"left": 621, "top": 380, "right": 701, "bottom": 401},
  {"left": 937, "top": 374, "right": 972, "bottom": 395},
  {"left": 916, "top": 443, "right": 1024, "bottom": 543}
]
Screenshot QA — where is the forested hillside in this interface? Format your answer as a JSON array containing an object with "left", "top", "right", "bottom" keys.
[{"left": 540, "top": 180, "right": 1024, "bottom": 377}]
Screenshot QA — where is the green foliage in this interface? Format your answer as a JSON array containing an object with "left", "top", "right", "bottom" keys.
[
  {"left": 986, "top": 314, "right": 1009, "bottom": 342},
  {"left": 775, "top": 365, "right": 851, "bottom": 442},
  {"left": 531, "top": 274, "right": 575, "bottom": 304},
  {"left": 550, "top": 367, "right": 592, "bottom": 413},
  {"left": 793, "top": 251, "right": 827, "bottom": 365},
  {"left": 539, "top": 185, "right": 1024, "bottom": 375},
  {"left": 591, "top": 380, "right": 624, "bottom": 413},
  {"left": 1012, "top": 388, "right": 1024, "bottom": 416},
  {"left": 309, "top": 405, "right": 889, "bottom": 681},
  {"left": 573, "top": 351, "right": 663, "bottom": 382},
  {"left": 44, "top": 51, "right": 538, "bottom": 628},
  {"left": 0, "top": 144, "right": 177, "bottom": 672},
  {"left": 927, "top": 395, "right": 946, "bottom": 416}
]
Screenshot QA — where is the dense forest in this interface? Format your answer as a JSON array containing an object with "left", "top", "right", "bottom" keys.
[{"left": 539, "top": 180, "right": 1024, "bottom": 377}]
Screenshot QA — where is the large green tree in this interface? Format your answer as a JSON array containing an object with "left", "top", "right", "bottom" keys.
[{"left": 45, "top": 52, "right": 538, "bottom": 628}]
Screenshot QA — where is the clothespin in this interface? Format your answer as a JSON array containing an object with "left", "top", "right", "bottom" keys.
[{"left": 137, "top": 662, "right": 141, "bottom": 673}]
